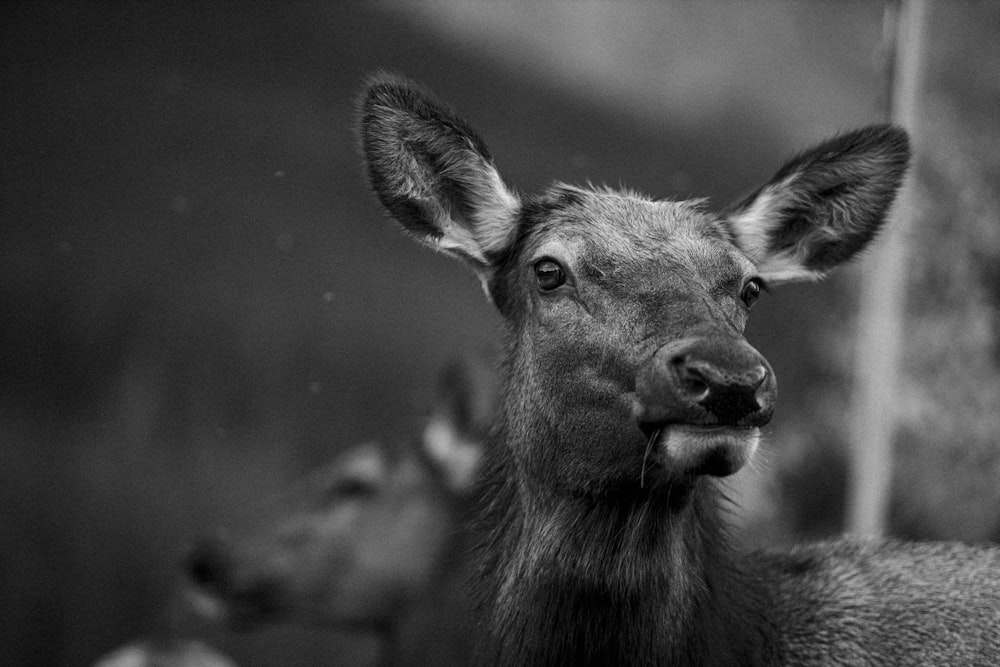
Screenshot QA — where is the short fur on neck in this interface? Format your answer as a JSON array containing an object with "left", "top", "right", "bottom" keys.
[{"left": 474, "top": 416, "right": 780, "bottom": 667}]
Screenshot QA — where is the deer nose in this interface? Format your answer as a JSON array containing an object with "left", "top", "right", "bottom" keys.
[
  {"left": 186, "top": 537, "right": 231, "bottom": 590},
  {"left": 674, "top": 356, "right": 770, "bottom": 423},
  {"left": 635, "top": 338, "right": 776, "bottom": 429},
  {"left": 184, "top": 537, "right": 284, "bottom": 627}
]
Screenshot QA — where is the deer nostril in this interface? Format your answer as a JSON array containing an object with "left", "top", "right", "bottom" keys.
[
  {"left": 672, "top": 357, "right": 711, "bottom": 402},
  {"left": 699, "top": 384, "right": 762, "bottom": 424},
  {"left": 748, "top": 364, "right": 769, "bottom": 389},
  {"left": 681, "top": 374, "right": 709, "bottom": 400}
]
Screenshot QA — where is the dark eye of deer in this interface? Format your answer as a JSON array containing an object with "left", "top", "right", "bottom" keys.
[
  {"left": 326, "top": 478, "right": 375, "bottom": 503},
  {"left": 534, "top": 259, "right": 566, "bottom": 291},
  {"left": 741, "top": 278, "right": 762, "bottom": 309}
]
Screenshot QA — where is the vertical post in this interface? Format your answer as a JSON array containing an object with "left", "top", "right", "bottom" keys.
[{"left": 845, "top": 0, "right": 929, "bottom": 536}]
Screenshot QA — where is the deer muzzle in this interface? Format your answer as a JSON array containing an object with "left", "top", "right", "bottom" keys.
[{"left": 634, "top": 337, "right": 776, "bottom": 476}]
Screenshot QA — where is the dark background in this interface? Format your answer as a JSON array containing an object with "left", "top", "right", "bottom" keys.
[{"left": 3, "top": 3, "right": 998, "bottom": 666}]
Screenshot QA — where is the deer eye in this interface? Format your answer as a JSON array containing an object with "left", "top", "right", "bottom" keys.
[
  {"left": 534, "top": 258, "right": 566, "bottom": 291},
  {"left": 323, "top": 477, "right": 376, "bottom": 504},
  {"left": 740, "top": 278, "right": 763, "bottom": 309}
]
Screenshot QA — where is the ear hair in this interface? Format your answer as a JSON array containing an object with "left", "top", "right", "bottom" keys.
[
  {"left": 725, "top": 124, "right": 910, "bottom": 283},
  {"left": 356, "top": 72, "right": 521, "bottom": 274}
]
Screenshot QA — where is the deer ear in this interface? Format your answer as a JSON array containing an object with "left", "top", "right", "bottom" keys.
[
  {"left": 357, "top": 73, "right": 520, "bottom": 275},
  {"left": 421, "top": 358, "right": 495, "bottom": 494},
  {"left": 724, "top": 124, "right": 910, "bottom": 284}
]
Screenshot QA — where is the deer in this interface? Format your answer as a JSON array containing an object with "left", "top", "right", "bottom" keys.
[
  {"left": 357, "top": 73, "right": 1000, "bottom": 666},
  {"left": 184, "top": 359, "right": 495, "bottom": 667}
]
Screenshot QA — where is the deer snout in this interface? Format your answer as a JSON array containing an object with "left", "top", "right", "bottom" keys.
[
  {"left": 633, "top": 338, "right": 776, "bottom": 477},
  {"left": 635, "top": 338, "right": 776, "bottom": 430},
  {"left": 186, "top": 538, "right": 231, "bottom": 591},
  {"left": 184, "top": 537, "right": 283, "bottom": 628}
]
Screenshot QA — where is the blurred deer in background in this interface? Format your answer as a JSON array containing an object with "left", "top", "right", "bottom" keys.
[
  {"left": 185, "top": 359, "right": 495, "bottom": 667},
  {"left": 358, "top": 73, "right": 1000, "bottom": 666}
]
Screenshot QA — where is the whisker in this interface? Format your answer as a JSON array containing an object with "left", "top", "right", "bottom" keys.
[{"left": 640, "top": 428, "right": 660, "bottom": 489}]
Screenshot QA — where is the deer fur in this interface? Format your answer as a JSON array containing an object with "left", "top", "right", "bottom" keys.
[
  {"left": 357, "top": 72, "right": 1000, "bottom": 667},
  {"left": 185, "top": 359, "right": 495, "bottom": 667}
]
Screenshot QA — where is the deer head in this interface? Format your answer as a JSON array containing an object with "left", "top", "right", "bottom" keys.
[{"left": 358, "top": 73, "right": 908, "bottom": 501}]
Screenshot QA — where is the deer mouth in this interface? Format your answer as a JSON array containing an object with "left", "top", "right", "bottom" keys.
[
  {"left": 184, "top": 583, "right": 284, "bottom": 630},
  {"left": 184, "top": 565, "right": 285, "bottom": 630},
  {"left": 184, "top": 586, "right": 233, "bottom": 624},
  {"left": 640, "top": 423, "right": 759, "bottom": 478}
]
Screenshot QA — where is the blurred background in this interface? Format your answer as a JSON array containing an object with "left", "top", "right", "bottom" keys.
[{"left": 2, "top": 2, "right": 998, "bottom": 665}]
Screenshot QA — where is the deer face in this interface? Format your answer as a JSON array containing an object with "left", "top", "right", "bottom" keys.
[
  {"left": 185, "top": 359, "right": 490, "bottom": 629},
  {"left": 186, "top": 444, "right": 454, "bottom": 628},
  {"left": 488, "top": 187, "right": 775, "bottom": 493},
  {"left": 358, "top": 74, "right": 908, "bottom": 498}
]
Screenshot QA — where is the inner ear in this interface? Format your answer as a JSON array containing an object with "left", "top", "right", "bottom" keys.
[
  {"left": 357, "top": 73, "right": 521, "bottom": 273},
  {"left": 724, "top": 124, "right": 910, "bottom": 284}
]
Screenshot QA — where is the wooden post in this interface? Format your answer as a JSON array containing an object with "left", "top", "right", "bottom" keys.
[{"left": 845, "top": 0, "right": 929, "bottom": 536}]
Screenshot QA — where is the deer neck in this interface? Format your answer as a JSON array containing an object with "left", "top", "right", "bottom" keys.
[
  {"left": 477, "top": 432, "right": 777, "bottom": 667},
  {"left": 384, "top": 470, "right": 480, "bottom": 667},
  {"left": 386, "top": 549, "right": 477, "bottom": 667}
]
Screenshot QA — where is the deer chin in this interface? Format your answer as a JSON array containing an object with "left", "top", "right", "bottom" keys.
[
  {"left": 184, "top": 587, "right": 233, "bottom": 625},
  {"left": 657, "top": 425, "right": 759, "bottom": 477},
  {"left": 183, "top": 586, "right": 278, "bottom": 631}
]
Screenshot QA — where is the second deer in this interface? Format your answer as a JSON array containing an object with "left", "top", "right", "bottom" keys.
[{"left": 185, "top": 359, "right": 494, "bottom": 667}]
